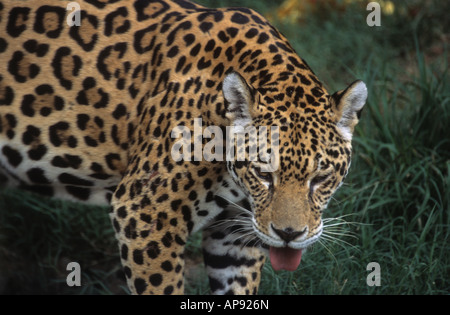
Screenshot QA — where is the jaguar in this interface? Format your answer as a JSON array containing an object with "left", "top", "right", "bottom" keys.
[{"left": 0, "top": 0, "right": 367, "bottom": 294}]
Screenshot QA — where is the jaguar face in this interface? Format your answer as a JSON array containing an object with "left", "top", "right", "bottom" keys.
[{"left": 222, "top": 72, "right": 367, "bottom": 270}]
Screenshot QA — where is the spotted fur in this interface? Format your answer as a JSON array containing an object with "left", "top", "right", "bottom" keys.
[{"left": 0, "top": 0, "right": 367, "bottom": 294}]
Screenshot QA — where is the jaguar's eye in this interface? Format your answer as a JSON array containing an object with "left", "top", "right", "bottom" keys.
[
  {"left": 254, "top": 167, "right": 272, "bottom": 182},
  {"left": 309, "top": 173, "right": 330, "bottom": 194}
]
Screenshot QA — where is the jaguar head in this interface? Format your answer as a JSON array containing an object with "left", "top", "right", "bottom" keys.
[{"left": 222, "top": 72, "right": 367, "bottom": 270}]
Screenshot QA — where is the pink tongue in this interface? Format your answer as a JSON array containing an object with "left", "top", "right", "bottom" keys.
[{"left": 269, "top": 247, "right": 303, "bottom": 271}]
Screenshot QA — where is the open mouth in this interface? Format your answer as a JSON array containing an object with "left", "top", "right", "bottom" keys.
[
  {"left": 254, "top": 222, "right": 323, "bottom": 271},
  {"left": 269, "top": 246, "right": 303, "bottom": 271}
]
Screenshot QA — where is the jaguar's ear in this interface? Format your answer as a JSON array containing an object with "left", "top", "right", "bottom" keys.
[
  {"left": 223, "top": 72, "right": 254, "bottom": 131},
  {"left": 330, "top": 80, "right": 367, "bottom": 141}
]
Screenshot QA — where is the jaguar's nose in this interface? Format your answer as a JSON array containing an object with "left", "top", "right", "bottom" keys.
[{"left": 271, "top": 225, "right": 307, "bottom": 243}]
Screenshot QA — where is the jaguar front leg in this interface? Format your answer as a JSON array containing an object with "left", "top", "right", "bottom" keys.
[
  {"left": 111, "top": 170, "right": 189, "bottom": 295},
  {"left": 202, "top": 209, "right": 267, "bottom": 295}
]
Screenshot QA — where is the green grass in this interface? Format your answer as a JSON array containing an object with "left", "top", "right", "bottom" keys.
[
  {"left": 0, "top": 189, "right": 126, "bottom": 294},
  {"left": 1, "top": 0, "right": 449, "bottom": 294}
]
